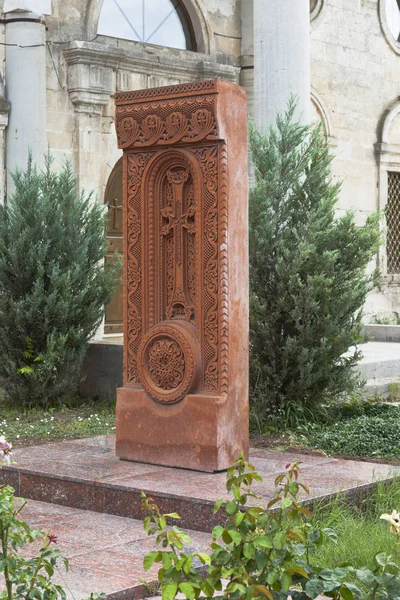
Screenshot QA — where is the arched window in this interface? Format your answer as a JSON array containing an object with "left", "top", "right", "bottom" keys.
[
  {"left": 310, "top": 0, "right": 323, "bottom": 21},
  {"left": 380, "top": 0, "right": 400, "bottom": 53},
  {"left": 97, "top": 0, "right": 195, "bottom": 50},
  {"left": 386, "top": 0, "right": 400, "bottom": 42}
]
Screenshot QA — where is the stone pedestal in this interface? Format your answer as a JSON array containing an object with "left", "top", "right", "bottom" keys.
[{"left": 115, "top": 79, "right": 249, "bottom": 472}]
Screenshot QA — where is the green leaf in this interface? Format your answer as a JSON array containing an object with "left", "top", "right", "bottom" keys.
[
  {"left": 343, "top": 583, "right": 363, "bottom": 598},
  {"left": 356, "top": 568, "right": 375, "bottom": 585},
  {"left": 376, "top": 552, "right": 389, "bottom": 567},
  {"left": 243, "top": 542, "right": 255, "bottom": 559},
  {"left": 225, "top": 501, "right": 237, "bottom": 515},
  {"left": 179, "top": 582, "right": 195, "bottom": 600},
  {"left": 195, "top": 553, "right": 211, "bottom": 565},
  {"left": 282, "top": 571, "right": 292, "bottom": 592},
  {"left": 305, "top": 579, "right": 325, "bottom": 599},
  {"left": 228, "top": 530, "right": 242, "bottom": 544},
  {"left": 201, "top": 580, "right": 215, "bottom": 597},
  {"left": 282, "top": 497, "right": 293, "bottom": 509},
  {"left": 322, "top": 528, "right": 338, "bottom": 544},
  {"left": 162, "top": 582, "right": 178, "bottom": 600},
  {"left": 273, "top": 531, "right": 286, "bottom": 549},
  {"left": 254, "top": 535, "right": 273, "bottom": 548},
  {"left": 234, "top": 512, "right": 245, "bottom": 526},
  {"left": 213, "top": 499, "right": 224, "bottom": 514},
  {"left": 143, "top": 551, "right": 161, "bottom": 571},
  {"left": 308, "top": 529, "right": 322, "bottom": 544},
  {"left": 183, "top": 555, "right": 193, "bottom": 574},
  {"left": 212, "top": 526, "right": 224, "bottom": 539}
]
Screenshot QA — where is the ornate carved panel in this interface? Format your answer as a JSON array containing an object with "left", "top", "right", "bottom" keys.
[
  {"left": 124, "top": 143, "right": 226, "bottom": 399},
  {"left": 117, "top": 80, "right": 238, "bottom": 407}
]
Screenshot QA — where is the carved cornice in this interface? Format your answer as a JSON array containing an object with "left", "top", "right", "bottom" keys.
[
  {"left": 62, "top": 40, "right": 240, "bottom": 85},
  {"left": 114, "top": 79, "right": 248, "bottom": 149}
]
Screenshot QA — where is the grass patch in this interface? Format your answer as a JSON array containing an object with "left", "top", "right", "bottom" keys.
[
  {"left": 0, "top": 397, "right": 116, "bottom": 447},
  {"left": 310, "top": 478, "right": 400, "bottom": 575}
]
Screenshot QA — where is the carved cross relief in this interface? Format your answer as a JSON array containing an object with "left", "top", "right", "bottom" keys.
[{"left": 161, "top": 168, "right": 196, "bottom": 322}]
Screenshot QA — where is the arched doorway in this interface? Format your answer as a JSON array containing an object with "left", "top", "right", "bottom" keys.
[{"left": 105, "top": 159, "right": 123, "bottom": 335}]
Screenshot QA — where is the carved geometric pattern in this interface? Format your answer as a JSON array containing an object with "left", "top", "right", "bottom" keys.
[
  {"left": 138, "top": 321, "right": 199, "bottom": 404},
  {"left": 387, "top": 171, "right": 400, "bottom": 273},
  {"left": 148, "top": 339, "right": 185, "bottom": 390}
]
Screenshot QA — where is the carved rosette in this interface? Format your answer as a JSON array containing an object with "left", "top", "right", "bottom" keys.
[{"left": 138, "top": 321, "right": 200, "bottom": 404}]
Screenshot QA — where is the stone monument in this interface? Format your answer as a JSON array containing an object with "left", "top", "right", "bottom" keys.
[{"left": 115, "top": 79, "right": 248, "bottom": 472}]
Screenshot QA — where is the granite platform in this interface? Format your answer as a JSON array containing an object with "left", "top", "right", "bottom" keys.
[
  {"left": 1, "top": 435, "right": 399, "bottom": 533},
  {"left": 3, "top": 499, "right": 209, "bottom": 600}
]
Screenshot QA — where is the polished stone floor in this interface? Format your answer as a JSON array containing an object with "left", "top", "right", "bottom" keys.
[{"left": 1, "top": 435, "right": 399, "bottom": 599}]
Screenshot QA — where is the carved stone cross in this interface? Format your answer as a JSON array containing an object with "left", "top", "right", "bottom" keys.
[
  {"left": 115, "top": 80, "right": 249, "bottom": 472},
  {"left": 161, "top": 168, "right": 195, "bottom": 321}
]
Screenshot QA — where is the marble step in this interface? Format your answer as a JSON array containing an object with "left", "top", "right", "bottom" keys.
[
  {"left": 1, "top": 435, "right": 399, "bottom": 534},
  {"left": 2, "top": 498, "right": 209, "bottom": 600}
]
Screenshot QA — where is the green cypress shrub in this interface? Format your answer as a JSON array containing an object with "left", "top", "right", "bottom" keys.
[
  {"left": 0, "top": 156, "right": 120, "bottom": 406},
  {"left": 249, "top": 102, "right": 380, "bottom": 428}
]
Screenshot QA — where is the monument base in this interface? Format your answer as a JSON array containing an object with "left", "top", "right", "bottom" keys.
[{"left": 116, "top": 386, "right": 249, "bottom": 472}]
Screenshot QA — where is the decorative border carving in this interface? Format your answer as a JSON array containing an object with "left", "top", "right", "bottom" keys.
[
  {"left": 115, "top": 80, "right": 218, "bottom": 104},
  {"left": 116, "top": 97, "right": 218, "bottom": 149},
  {"left": 219, "top": 143, "right": 229, "bottom": 395},
  {"left": 125, "top": 151, "right": 155, "bottom": 384}
]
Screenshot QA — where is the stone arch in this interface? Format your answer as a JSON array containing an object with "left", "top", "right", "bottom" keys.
[
  {"left": 84, "top": 0, "right": 212, "bottom": 53},
  {"left": 310, "top": 89, "right": 334, "bottom": 141},
  {"left": 310, "top": 0, "right": 324, "bottom": 22},
  {"left": 379, "top": 97, "right": 400, "bottom": 145},
  {"left": 379, "top": 0, "right": 400, "bottom": 55},
  {"left": 375, "top": 98, "right": 400, "bottom": 277}
]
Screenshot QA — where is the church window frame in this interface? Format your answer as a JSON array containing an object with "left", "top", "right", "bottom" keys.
[
  {"left": 379, "top": 0, "right": 400, "bottom": 56},
  {"left": 376, "top": 100, "right": 400, "bottom": 280},
  {"left": 310, "top": 0, "right": 323, "bottom": 21},
  {"left": 97, "top": 0, "right": 196, "bottom": 51}
]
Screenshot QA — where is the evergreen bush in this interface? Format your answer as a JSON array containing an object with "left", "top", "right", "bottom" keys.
[
  {"left": 0, "top": 156, "right": 119, "bottom": 406},
  {"left": 249, "top": 101, "right": 380, "bottom": 428}
]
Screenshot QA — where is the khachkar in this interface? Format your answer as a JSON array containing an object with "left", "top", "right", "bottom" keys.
[{"left": 115, "top": 79, "right": 249, "bottom": 472}]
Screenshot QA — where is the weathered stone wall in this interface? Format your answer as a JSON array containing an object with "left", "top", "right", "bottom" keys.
[
  {"left": 310, "top": 0, "right": 400, "bottom": 317},
  {"left": 43, "top": 0, "right": 241, "bottom": 203},
  {"left": 1, "top": 0, "right": 400, "bottom": 322}
]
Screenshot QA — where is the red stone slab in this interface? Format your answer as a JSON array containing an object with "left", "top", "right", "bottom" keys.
[
  {"left": 0, "top": 499, "right": 209, "bottom": 600},
  {"left": 0, "top": 435, "right": 399, "bottom": 533},
  {"left": 114, "top": 79, "right": 249, "bottom": 472}
]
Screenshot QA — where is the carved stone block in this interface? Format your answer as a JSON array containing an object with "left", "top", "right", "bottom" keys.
[{"left": 115, "top": 79, "right": 249, "bottom": 472}]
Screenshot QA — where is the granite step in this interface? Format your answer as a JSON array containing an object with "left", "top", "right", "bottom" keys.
[
  {"left": 4, "top": 498, "right": 208, "bottom": 600},
  {"left": 1, "top": 435, "right": 400, "bottom": 533}
]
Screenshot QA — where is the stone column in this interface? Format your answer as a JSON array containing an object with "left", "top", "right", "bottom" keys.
[
  {"left": 254, "top": 0, "right": 310, "bottom": 131},
  {"left": 0, "top": 97, "right": 10, "bottom": 203},
  {"left": 4, "top": 0, "right": 51, "bottom": 196}
]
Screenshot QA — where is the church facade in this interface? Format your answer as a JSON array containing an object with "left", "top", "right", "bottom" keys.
[{"left": 0, "top": 0, "right": 399, "bottom": 335}]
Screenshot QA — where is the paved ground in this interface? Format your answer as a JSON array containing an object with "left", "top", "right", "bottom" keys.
[
  {"left": 1, "top": 435, "right": 400, "bottom": 599},
  {"left": 3, "top": 499, "right": 209, "bottom": 600}
]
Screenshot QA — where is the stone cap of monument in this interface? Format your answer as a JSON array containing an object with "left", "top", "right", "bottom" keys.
[{"left": 114, "top": 79, "right": 247, "bottom": 150}]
